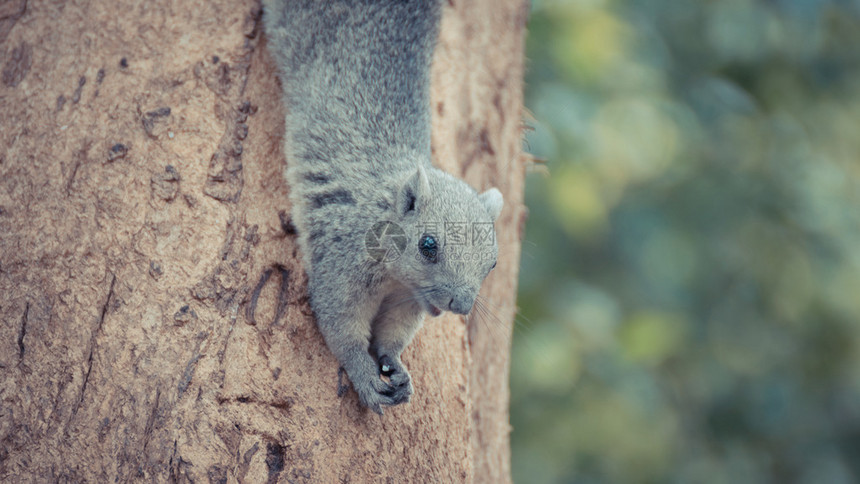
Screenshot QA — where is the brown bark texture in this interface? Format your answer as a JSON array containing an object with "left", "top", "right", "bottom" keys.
[{"left": 0, "top": 0, "right": 527, "bottom": 482}]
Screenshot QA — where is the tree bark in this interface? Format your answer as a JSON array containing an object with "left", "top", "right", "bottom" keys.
[{"left": 0, "top": 0, "right": 527, "bottom": 482}]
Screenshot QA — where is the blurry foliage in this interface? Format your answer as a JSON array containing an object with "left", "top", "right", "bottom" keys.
[{"left": 511, "top": 0, "right": 860, "bottom": 482}]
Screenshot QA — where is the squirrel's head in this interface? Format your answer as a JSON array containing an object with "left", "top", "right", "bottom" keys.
[{"left": 385, "top": 165, "right": 503, "bottom": 316}]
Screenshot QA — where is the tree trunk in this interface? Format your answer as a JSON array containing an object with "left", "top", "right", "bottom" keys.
[{"left": 0, "top": 0, "right": 527, "bottom": 482}]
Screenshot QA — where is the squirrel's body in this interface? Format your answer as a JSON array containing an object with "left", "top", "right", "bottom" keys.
[{"left": 264, "top": 0, "right": 503, "bottom": 414}]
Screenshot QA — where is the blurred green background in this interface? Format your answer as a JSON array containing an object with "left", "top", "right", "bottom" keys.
[{"left": 510, "top": 0, "right": 860, "bottom": 482}]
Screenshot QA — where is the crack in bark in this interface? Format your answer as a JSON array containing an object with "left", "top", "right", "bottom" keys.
[
  {"left": 219, "top": 219, "right": 237, "bottom": 261},
  {"left": 246, "top": 264, "right": 290, "bottom": 361},
  {"left": 168, "top": 439, "right": 179, "bottom": 483},
  {"left": 246, "top": 268, "right": 273, "bottom": 325},
  {"left": 49, "top": 378, "right": 68, "bottom": 425},
  {"left": 141, "top": 387, "right": 161, "bottom": 455},
  {"left": 17, "top": 301, "right": 28, "bottom": 360},
  {"left": 236, "top": 441, "right": 259, "bottom": 482},
  {"left": 65, "top": 160, "right": 80, "bottom": 195},
  {"left": 71, "top": 273, "right": 116, "bottom": 421},
  {"left": 215, "top": 394, "right": 295, "bottom": 414},
  {"left": 177, "top": 353, "right": 202, "bottom": 398},
  {"left": 174, "top": 332, "right": 209, "bottom": 400},
  {"left": 273, "top": 266, "right": 290, "bottom": 327},
  {"left": 216, "top": 319, "right": 235, "bottom": 389}
]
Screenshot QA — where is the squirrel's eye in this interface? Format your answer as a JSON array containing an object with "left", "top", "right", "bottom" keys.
[
  {"left": 491, "top": 261, "right": 497, "bottom": 270},
  {"left": 419, "top": 234, "right": 438, "bottom": 262}
]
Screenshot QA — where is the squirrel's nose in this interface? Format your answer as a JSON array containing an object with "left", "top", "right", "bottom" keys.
[{"left": 448, "top": 296, "right": 474, "bottom": 315}]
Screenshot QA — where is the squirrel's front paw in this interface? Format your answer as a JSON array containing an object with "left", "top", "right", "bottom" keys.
[
  {"left": 378, "top": 355, "right": 413, "bottom": 404},
  {"left": 345, "top": 356, "right": 413, "bottom": 415},
  {"left": 352, "top": 373, "right": 402, "bottom": 415}
]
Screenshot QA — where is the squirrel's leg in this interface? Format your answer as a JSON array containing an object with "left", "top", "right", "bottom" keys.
[
  {"left": 371, "top": 297, "right": 425, "bottom": 405},
  {"left": 310, "top": 282, "right": 399, "bottom": 415}
]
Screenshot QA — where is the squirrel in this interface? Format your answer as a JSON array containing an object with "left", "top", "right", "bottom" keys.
[{"left": 263, "top": 0, "right": 503, "bottom": 414}]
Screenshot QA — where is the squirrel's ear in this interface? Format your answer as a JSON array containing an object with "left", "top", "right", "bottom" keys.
[
  {"left": 398, "top": 165, "right": 431, "bottom": 215},
  {"left": 478, "top": 187, "right": 503, "bottom": 221}
]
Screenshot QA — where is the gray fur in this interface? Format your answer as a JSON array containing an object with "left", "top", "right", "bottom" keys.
[{"left": 264, "top": 0, "right": 503, "bottom": 414}]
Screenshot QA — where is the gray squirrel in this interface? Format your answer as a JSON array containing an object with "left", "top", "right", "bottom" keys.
[{"left": 263, "top": 0, "right": 503, "bottom": 414}]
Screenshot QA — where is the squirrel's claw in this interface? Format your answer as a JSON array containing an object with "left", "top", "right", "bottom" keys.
[{"left": 377, "top": 355, "right": 413, "bottom": 404}]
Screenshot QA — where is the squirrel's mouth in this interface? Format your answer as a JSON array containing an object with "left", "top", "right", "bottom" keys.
[{"left": 415, "top": 289, "right": 443, "bottom": 317}]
